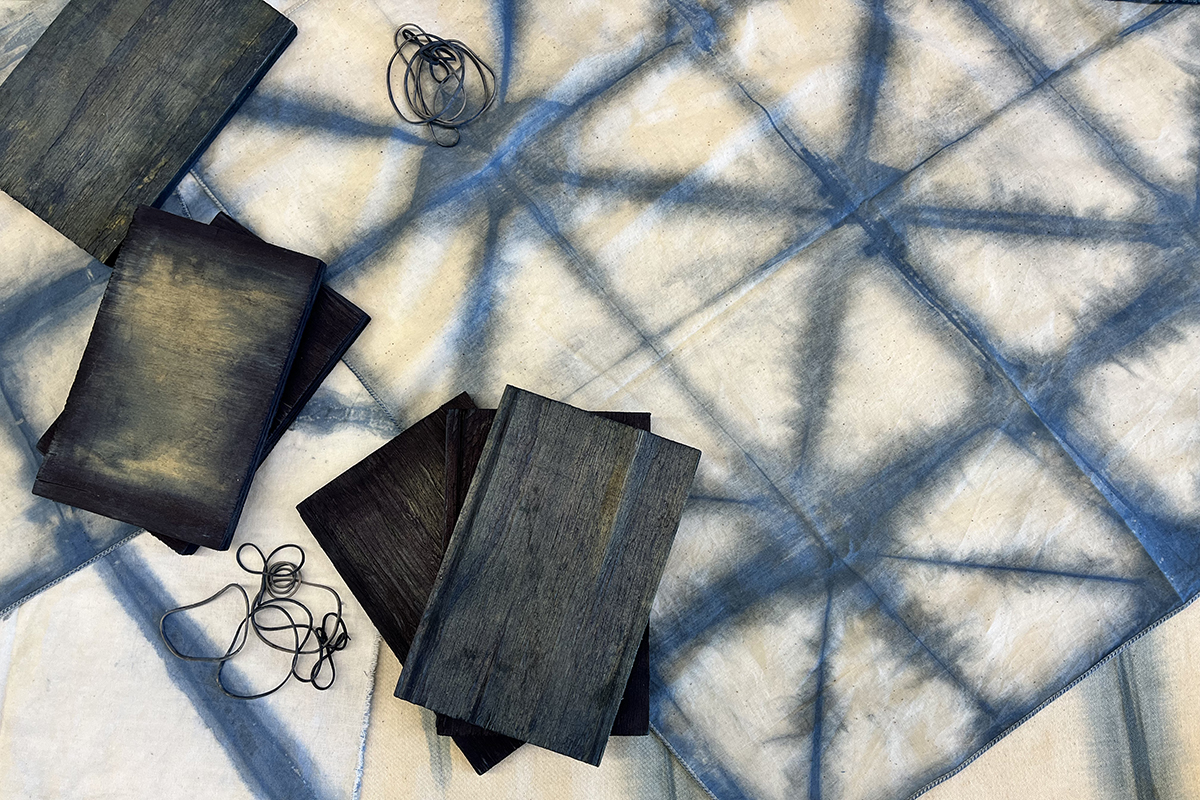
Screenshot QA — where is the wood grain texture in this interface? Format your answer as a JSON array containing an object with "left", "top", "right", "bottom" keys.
[
  {"left": 0, "top": 0, "right": 295, "bottom": 262},
  {"left": 298, "top": 396, "right": 652, "bottom": 774},
  {"left": 297, "top": 393, "right": 476, "bottom": 665},
  {"left": 33, "top": 206, "right": 323, "bottom": 550},
  {"left": 35, "top": 212, "right": 367, "bottom": 556},
  {"left": 433, "top": 625, "right": 649, "bottom": 738},
  {"left": 439, "top": 407, "right": 651, "bottom": 739},
  {"left": 207, "top": 213, "right": 370, "bottom": 457},
  {"left": 295, "top": 393, "right": 527, "bottom": 775},
  {"left": 395, "top": 386, "right": 701, "bottom": 765}
]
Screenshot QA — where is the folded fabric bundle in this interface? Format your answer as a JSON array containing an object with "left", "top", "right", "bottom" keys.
[
  {"left": 34, "top": 206, "right": 326, "bottom": 550},
  {"left": 300, "top": 385, "right": 699, "bottom": 770}
]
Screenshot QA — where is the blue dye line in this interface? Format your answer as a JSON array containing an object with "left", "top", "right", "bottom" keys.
[
  {"left": 808, "top": 582, "right": 833, "bottom": 800},
  {"left": 840, "top": 0, "right": 891, "bottom": 170},
  {"left": 0, "top": 379, "right": 140, "bottom": 615},
  {"left": 864, "top": 552, "right": 1146, "bottom": 585},
  {"left": 0, "top": 368, "right": 337, "bottom": 799},
  {"left": 495, "top": 0, "right": 515, "bottom": 102},
  {"left": 1120, "top": 5, "right": 1179, "bottom": 38},
  {"left": 956, "top": 0, "right": 1050, "bottom": 81},
  {"left": 1115, "top": 653, "right": 1160, "bottom": 800},
  {"left": 0, "top": 262, "right": 108, "bottom": 341},
  {"left": 234, "top": 91, "right": 432, "bottom": 147},
  {"left": 322, "top": 40, "right": 684, "bottom": 283},
  {"left": 895, "top": 206, "right": 1176, "bottom": 244},
  {"left": 98, "top": 544, "right": 333, "bottom": 800}
]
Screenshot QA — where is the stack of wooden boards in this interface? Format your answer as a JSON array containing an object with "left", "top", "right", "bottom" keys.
[
  {"left": 299, "top": 386, "right": 701, "bottom": 771},
  {"left": 0, "top": 0, "right": 372, "bottom": 554},
  {"left": 33, "top": 206, "right": 369, "bottom": 553}
]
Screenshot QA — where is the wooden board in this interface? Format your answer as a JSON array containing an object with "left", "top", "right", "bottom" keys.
[
  {"left": 296, "top": 393, "right": 527, "bottom": 774},
  {"left": 36, "top": 212, "right": 368, "bottom": 556},
  {"left": 431, "top": 625, "right": 651, "bottom": 740},
  {"left": 297, "top": 393, "right": 476, "bottom": 665},
  {"left": 207, "top": 213, "right": 370, "bottom": 457},
  {"left": 33, "top": 206, "right": 323, "bottom": 550},
  {"left": 0, "top": 0, "right": 296, "bottom": 263},
  {"left": 296, "top": 396, "right": 652, "bottom": 773},
  {"left": 439, "top": 407, "right": 651, "bottom": 739},
  {"left": 395, "top": 386, "right": 700, "bottom": 765}
]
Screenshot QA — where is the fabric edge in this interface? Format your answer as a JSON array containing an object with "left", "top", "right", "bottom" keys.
[{"left": 906, "top": 592, "right": 1199, "bottom": 800}]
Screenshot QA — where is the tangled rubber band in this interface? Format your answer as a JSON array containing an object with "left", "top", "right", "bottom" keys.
[
  {"left": 160, "top": 543, "right": 350, "bottom": 699},
  {"left": 387, "top": 23, "right": 497, "bottom": 147}
]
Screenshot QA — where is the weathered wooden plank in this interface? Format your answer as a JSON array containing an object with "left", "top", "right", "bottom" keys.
[
  {"left": 297, "top": 393, "right": 476, "bottom": 665},
  {"left": 295, "top": 393, "right": 527, "bottom": 774},
  {"left": 36, "top": 221, "right": 369, "bottom": 459},
  {"left": 438, "top": 407, "right": 652, "bottom": 739},
  {"left": 432, "top": 627, "right": 651, "bottom": 739},
  {"left": 296, "top": 396, "right": 653, "bottom": 773},
  {"left": 33, "top": 206, "right": 323, "bottom": 550},
  {"left": 0, "top": 0, "right": 295, "bottom": 262},
  {"left": 395, "top": 386, "right": 700, "bottom": 765}
]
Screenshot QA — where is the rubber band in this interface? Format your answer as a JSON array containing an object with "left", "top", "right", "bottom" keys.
[
  {"left": 160, "top": 543, "right": 350, "bottom": 699},
  {"left": 387, "top": 23, "right": 497, "bottom": 147}
]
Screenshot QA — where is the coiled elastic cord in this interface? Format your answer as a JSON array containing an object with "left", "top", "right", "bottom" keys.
[
  {"left": 160, "top": 543, "right": 350, "bottom": 699},
  {"left": 387, "top": 23, "right": 497, "bottom": 146}
]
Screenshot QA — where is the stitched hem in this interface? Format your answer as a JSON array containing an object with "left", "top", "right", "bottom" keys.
[
  {"left": 175, "top": 188, "right": 192, "bottom": 220},
  {"left": 906, "top": 593, "right": 1199, "bottom": 799},
  {"left": 187, "top": 169, "right": 232, "bottom": 216},
  {"left": 0, "top": 529, "right": 142, "bottom": 619},
  {"left": 351, "top": 631, "right": 382, "bottom": 800},
  {"left": 282, "top": 0, "right": 318, "bottom": 16},
  {"left": 651, "top": 721, "right": 720, "bottom": 800},
  {"left": 340, "top": 355, "right": 402, "bottom": 432}
]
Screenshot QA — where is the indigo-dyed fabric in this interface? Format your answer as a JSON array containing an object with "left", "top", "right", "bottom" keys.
[
  {"left": 0, "top": 313, "right": 394, "bottom": 798},
  {"left": 0, "top": 2, "right": 392, "bottom": 786},
  {"left": 1, "top": 0, "right": 1199, "bottom": 798},
  {"left": 924, "top": 596, "right": 1200, "bottom": 800},
  {"left": 359, "top": 641, "right": 715, "bottom": 799}
]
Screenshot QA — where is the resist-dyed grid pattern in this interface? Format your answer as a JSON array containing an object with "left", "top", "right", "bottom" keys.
[
  {"left": 923, "top": 589, "right": 1200, "bottom": 800},
  {"left": 1, "top": 0, "right": 1198, "bottom": 799}
]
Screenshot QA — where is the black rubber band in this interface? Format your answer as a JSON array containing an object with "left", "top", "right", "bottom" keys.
[
  {"left": 387, "top": 23, "right": 497, "bottom": 147},
  {"left": 160, "top": 543, "right": 350, "bottom": 699}
]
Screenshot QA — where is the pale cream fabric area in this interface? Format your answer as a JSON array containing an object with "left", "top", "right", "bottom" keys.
[
  {"left": 359, "top": 640, "right": 715, "bottom": 800},
  {"left": 924, "top": 596, "right": 1200, "bottom": 800},
  {"left": 357, "top": 597, "right": 1200, "bottom": 800},
  {"left": 0, "top": 363, "right": 394, "bottom": 799}
]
